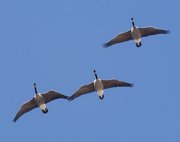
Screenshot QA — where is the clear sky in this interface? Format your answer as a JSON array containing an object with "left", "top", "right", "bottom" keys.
[{"left": 0, "top": 0, "right": 179, "bottom": 142}]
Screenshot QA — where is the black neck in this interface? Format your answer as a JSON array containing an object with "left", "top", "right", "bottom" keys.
[
  {"left": 132, "top": 21, "right": 135, "bottom": 26},
  {"left": 34, "top": 87, "right": 37, "bottom": 94},
  {"left": 94, "top": 70, "right": 98, "bottom": 79},
  {"left": 34, "top": 83, "right": 38, "bottom": 94},
  {"left": 95, "top": 74, "right": 98, "bottom": 79},
  {"left": 131, "top": 18, "right": 135, "bottom": 26}
]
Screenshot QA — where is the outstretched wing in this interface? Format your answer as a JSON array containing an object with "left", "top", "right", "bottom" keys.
[
  {"left": 69, "top": 82, "right": 95, "bottom": 101},
  {"left": 41, "top": 90, "right": 69, "bottom": 104},
  {"left": 139, "top": 27, "right": 169, "bottom": 37},
  {"left": 102, "top": 79, "right": 133, "bottom": 89},
  {"left": 13, "top": 98, "right": 37, "bottom": 122},
  {"left": 104, "top": 30, "right": 132, "bottom": 47}
]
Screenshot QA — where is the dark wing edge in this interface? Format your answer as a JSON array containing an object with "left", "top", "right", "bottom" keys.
[
  {"left": 41, "top": 90, "right": 69, "bottom": 104},
  {"left": 139, "top": 27, "right": 169, "bottom": 37},
  {"left": 13, "top": 98, "right": 37, "bottom": 122},
  {"left": 103, "top": 30, "right": 132, "bottom": 47},
  {"left": 69, "top": 82, "right": 95, "bottom": 101},
  {"left": 102, "top": 79, "right": 133, "bottom": 89}
]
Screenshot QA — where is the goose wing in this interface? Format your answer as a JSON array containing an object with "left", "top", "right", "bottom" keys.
[
  {"left": 41, "top": 90, "right": 68, "bottom": 104},
  {"left": 13, "top": 98, "right": 37, "bottom": 122},
  {"left": 139, "top": 27, "right": 169, "bottom": 37},
  {"left": 102, "top": 79, "right": 133, "bottom": 89},
  {"left": 104, "top": 30, "right": 131, "bottom": 47},
  {"left": 69, "top": 82, "right": 95, "bottom": 101}
]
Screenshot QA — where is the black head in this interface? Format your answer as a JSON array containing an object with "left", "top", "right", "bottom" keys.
[
  {"left": 99, "top": 95, "right": 104, "bottom": 100},
  {"left": 131, "top": 17, "right": 135, "bottom": 26},
  {"left": 34, "top": 83, "right": 37, "bottom": 89},
  {"left": 34, "top": 83, "right": 37, "bottom": 94},
  {"left": 94, "top": 70, "right": 98, "bottom": 79},
  {"left": 42, "top": 108, "right": 48, "bottom": 114}
]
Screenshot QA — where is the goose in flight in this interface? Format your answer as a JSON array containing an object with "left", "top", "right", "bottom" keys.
[
  {"left": 69, "top": 70, "right": 133, "bottom": 100},
  {"left": 13, "top": 83, "right": 69, "bottom": 122},
  {"left": 104, "top": 17, "right": 169, "bottom": 47}
]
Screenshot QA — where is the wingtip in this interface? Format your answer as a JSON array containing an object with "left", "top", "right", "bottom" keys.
[
  {"left": 103, "top": 43, "right": 109, "bottom": 48},
  {"left": 166, "top": 30, "right": 170, "bottom": 34},
  {"left": 161, "top": 29, "right": 169, "bottom": 34},
  {"left": 129, "top": 83, "right": 134, "bottom": 87}
]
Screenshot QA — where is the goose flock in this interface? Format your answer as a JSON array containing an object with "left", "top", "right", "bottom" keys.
[{"left": 13, "top": 17, "right": 169, "bottom": 122}]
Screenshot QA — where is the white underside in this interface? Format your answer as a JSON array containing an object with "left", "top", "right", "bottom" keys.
[
  {"left": 97, "top": 90, "right": 104, "bottom": 98},
  {"left": 39, "top": 104, "right": 46, "bottom": 111},
  {"left": 34, "top": 93, "right": 46, "bottom": 111},
  {"left": 134, "top": 38, "right": 141, "bottom": 44},
  {"left": 94, "top": 79, "right": 104, "bottom": 98},
  {"left": 131, "top": 26, "right": 141, "bottom": 44}
]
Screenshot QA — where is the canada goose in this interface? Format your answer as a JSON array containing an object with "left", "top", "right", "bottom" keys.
[
  {"left": 104, "top": 17, "right": 169, "bottom": 47},
  {"left": 69, "top": 70, "right": 133, "bottom": 100},
  {"left": 13, "top": 83, "right": 68, "bottom": 122}
]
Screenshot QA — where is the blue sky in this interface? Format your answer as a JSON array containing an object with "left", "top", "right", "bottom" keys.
[{"left": 0, "top": 0, "right": 180, "bottom": 142}]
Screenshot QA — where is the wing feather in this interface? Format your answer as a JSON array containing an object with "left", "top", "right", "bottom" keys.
[
  {"left": 139, "top": 27, "right": 169, "bottom": 37},
  {"left": 69, "top": 82, "right": 95, "bottom": 101},
  {"left": 104, "top": 30, "right": 132, "bottom": 47},
  {"left": 41, "top": 90, "right": 68, "bottom": 104},
  {"left": 13, "top": 98, "right": 37, "bottom": 122},
  {"left": 102, "top": 79, "right": 133, "bottom": 89}
]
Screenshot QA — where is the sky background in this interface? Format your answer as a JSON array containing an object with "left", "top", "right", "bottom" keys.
[{"left": 0, "top": 0, "right": 179, "bottom": 142}]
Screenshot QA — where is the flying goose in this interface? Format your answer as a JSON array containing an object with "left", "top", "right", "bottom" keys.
[
  {"left": 104, "top": 17, "right": 169, "bottom": 47},
  {"left": 13, "top": 83, "right": 68, "bottom": 122},
  {"left": 69, "top": 70, "right": 133, "bottom": 100}
]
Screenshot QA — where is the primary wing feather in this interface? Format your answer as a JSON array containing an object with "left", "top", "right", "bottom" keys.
[
  {"left": 139, "top": 27, "right": 169, "bottom": 37},
  {"left": 104, "top": 30, "right": 131, "bottom": 47},
  {"left": 69, "top": 82, "right": 95, "bottom": 100},
  {"left": 102, "top": 79, "right": 133, "bottom": 89},
  {"left": 13, "top": 98, "right": 37, "bottom": 122},
  {"left": 41, "top": 90, "right": 68, "bottom": 104}
]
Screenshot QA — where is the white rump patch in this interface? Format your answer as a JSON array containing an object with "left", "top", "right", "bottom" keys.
[
  {"left": 97, "top": 90, "right": 104, "bottom": 98},
  {"left": 134, "top": 38, "right": 141, "bottom": 43},
  {"left": 39, "top": 104, "right": 46, "bottom": 111}
]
